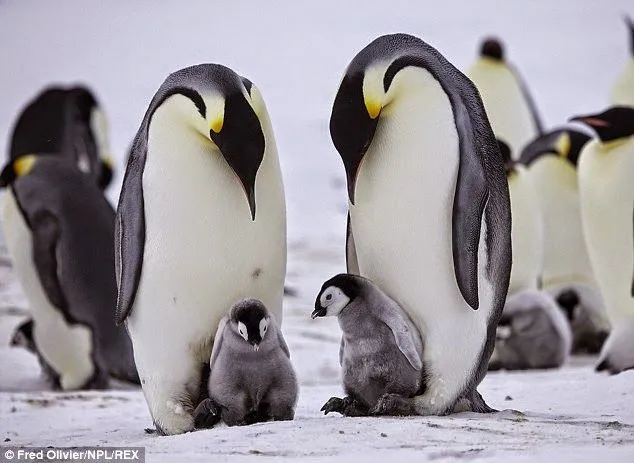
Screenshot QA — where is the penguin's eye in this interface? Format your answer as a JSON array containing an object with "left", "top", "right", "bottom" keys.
[{"left": 326, "top": 294, "right": 332, "bottom": 301}]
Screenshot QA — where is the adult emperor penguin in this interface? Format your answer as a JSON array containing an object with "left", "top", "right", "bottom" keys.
[
  {"left": 330, "top": 33, "right": 512, "bottom": 415},
  {"left": 0, "top": 156, "right": 138, "bottom": 390},
  {"left": 115, "top": 64, "right": 286, "bottom": 435},
  {"left": 9, "top": 86, "right": 114, "bottom": 189},
  {"left": 573, "top": 106, "right": 634, "bottom": 374},
  {"left": 610, "top": 16, "right": 634, "bottom": 106},
  {"left": 467, "top": 37, "right": 543, "bottom": 159},
  {"left": 498, "top": 139, "right": 543, "bottom": 295},
  {"left": 519, "top": 128, "right": 611, "bottom": 354}
]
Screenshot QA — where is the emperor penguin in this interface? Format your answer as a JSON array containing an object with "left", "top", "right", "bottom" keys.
[
  {"left": 519, "top": 129, "right": 611, "bottom": 354},
  {"left": 498, "top": 139, "right": 543, "bottom": 295},
  {"left": 330, "top": 33, "right": 512, "bottom": 416},
  {"left": 573, "top": 106, "right": 634, "bottom": 374},
  {"left": 466, "top": 37, "right": 543, "bottom": 159},
  {"left": 9, "top": 86, "right": 114, "bottom": 189},
  {"left": 488, "top": 290, "right": 572, "bottom": 371},
  {"left": 0, "top": 156, "right": 138, "bottom": 390},
  {"left": 194, "top": 299, "right": 297, "bottom": 428},
  {"left": 610, "top": 16, "right": 634, "bottom": 106},
  {"left": 115, "top": 64, "right": 286, "bottom": 435},
  {"left": 312, "top": 274, "right": 424, "bottom": 417}
]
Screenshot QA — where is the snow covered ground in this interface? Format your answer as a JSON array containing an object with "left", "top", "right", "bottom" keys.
[{"left": 1, "top": 0, "right": 634, "bottom": 461}]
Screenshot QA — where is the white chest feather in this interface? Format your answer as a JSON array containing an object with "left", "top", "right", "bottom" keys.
[
  {"left": 467, "top": 60, "right": 538, "bottom": 158},
  {"left": 611, "top": 60, "right": 634, "bottom": 107},
  {"left": 1, "top": 191, "right": 93, "bottom": 390},
  {"left": 350, "top": 67, "right": 493, "bottom": 411},
  {"left": 127, "top": 107, "right": 286, "bottom": 366},
  {"left": 578, "top": 138, "right": 634, "bottom": 325},
  {"left": 527, "top": 157, "right": 595, "bottom": 287},
  {"left": 507, "top": 166, "right": 543, "bottom": 294}
]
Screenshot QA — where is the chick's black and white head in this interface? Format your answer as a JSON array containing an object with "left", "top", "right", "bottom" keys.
[
  {"left": 230, "top": 298, "right": 271, "bottom": 350},
  {"left": 312, "top": 273, "right": 363, "bottom": 319}
]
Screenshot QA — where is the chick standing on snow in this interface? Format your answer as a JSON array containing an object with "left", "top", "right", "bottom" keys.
[
  {"left": 312, "top": 274, "right": 424, "bottom": 417},
  {"left": 194, "top": 299, "right": 298, "bottom": 427}
]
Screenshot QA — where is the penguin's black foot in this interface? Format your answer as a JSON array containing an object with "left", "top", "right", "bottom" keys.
[
  {"left": 467, "top": 390, "right": 497, "bottom": 413},
  {"left": 370, "top": 393, "right": 415, "bottom": 416},
  {"left": 321, "top": 396, "right": 368, "bottom": 416},
  {"left": 193, "top": 398, "right": 222, "bottom": 429}
]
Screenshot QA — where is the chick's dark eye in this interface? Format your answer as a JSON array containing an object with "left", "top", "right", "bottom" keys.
[{"left": 326, "top": 294, "right": 332, "bottom": 301}]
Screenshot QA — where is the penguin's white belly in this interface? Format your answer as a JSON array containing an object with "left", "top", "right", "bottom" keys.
[
  {"left": 127, "top": 131, "right": 286, "bottom": 369},
  {"left": 350, "top": 69, "right": 492, "bottom": 411},
  {"left": 528, "top": 158, "right": 595, "bottom": 287},
  {"left": 579, "top": 139, "right": 634, "bottom": 325},
  {"left": 611, "top": 60, "right": 634, "bottom": 106},
  {"left": 507, "top": 166, "right": 543, "bottom": 294},
  {"left": 468, "top": 62, "right": 538, "bottom": 158},
  {"left": 1, "top": 191, "right": 93, "bottom": 390}
]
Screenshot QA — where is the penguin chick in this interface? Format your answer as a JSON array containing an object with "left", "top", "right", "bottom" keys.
[
  {"left": 555, "top": 289, "right": 609, "bottom": 355},
  {"left": 195, "top": 299, "right": 298, "bottom": 428},
  {"left": 312, "top": 274, "right": 424, "bottom": 417},
  {"left": 489, "top": 290, "right": 572, "bottom": 371}
]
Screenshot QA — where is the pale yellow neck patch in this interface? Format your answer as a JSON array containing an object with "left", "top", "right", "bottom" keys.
[
  {"left": 205, "top": 94, "right": 225, "bottom": 134},
  {"left": 14, "top": 155, "right": 37, "bottom": 177},
  {"left": 555, "top": 133, "right": 571, "bottom": 158},
  {"left": 363, "top": 64, "right": 388, "bottom": 119}
]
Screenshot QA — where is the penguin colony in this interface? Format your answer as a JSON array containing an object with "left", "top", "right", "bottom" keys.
[{"left": 0, "top": 15, "right": 633, "bottom": 436}]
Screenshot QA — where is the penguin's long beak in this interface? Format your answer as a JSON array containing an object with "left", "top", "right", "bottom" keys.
[
  {"left": 569, "top": 114, "right": 609, "bottom": 128},
  {"left": 209, "top": 92, "right": 264, "bottom": 221},
  {"left": 330, "top": 73, "right": 380, "bottom": 205}
]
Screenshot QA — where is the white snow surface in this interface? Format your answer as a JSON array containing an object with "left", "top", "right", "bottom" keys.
[{"left": 1, "top": 0, "right": 634, "bottom": 461}]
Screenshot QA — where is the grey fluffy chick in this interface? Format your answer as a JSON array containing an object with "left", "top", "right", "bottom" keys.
[
  {"left": 194, "top": 299, "right": 298, "bottom": 428},
  {"left": 312, "top": 274, "right": 424, "bottom": 416},
  {"left": 489, "top": 289, "right": 572, "bottom": 371}
]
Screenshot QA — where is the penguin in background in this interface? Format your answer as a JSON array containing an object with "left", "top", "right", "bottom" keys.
[
  {"left": 573, "top": 106, "right": 634, "bottom": 374},
  {"left": 467, "top": 37, "right": 543, "bottom": 159},
  {"left": 498, "top": 139, "right": 543, "bottom": 295},
  {"left": 330, "top": 34, "right": 511, "bottom": 416},
  {"left": 611, "top": 16, "right": 634, "bottom": 106},
  {"left": 519, "top": 128, "right": 611, "bottom": 354},
  {"left": 0, "top": 156, "right": 138, "bottom": 390},
  {"left": 8, "top": 86, "right": 114, "bottom": 190},
  {"left": 115, "top": 64, "right": 286, "bottom": 435}
]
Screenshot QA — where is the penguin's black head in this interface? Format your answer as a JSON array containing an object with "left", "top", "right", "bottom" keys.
[
  {"left": 480, "top": 37, "right": 505, "bottom": 61},
  {"left": 519, "top": 129, "right": 591, "bottom": 167},
  {"left": 570, "top": 107, "right": 634, "bottom": 143},
  {"left": 151, "top": 65, "right": 265, "bottom": 220},
  {"left": 10, "top": 319, "right": 36, "bottom": 352},
  {"left": 230, "top": 298, "right": 270, "bottom": 349},
  {"left": 312, "top": 273, "right": 364, "bottom": 319},
  {"left": 0, "top": 155, "right": 38, "bottom": 188}
]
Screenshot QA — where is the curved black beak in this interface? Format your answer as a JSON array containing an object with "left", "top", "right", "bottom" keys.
[
  {"left": 0, "top": 163, "right": 16, "bottom": 188},
  {"left": 311, "top": 306, "right": 326, "bottom": 319},
  {"left": 210, "top": 92, "right": 264, "bottom": 221},
  {"left": 98, "top": 160, "right": 114, "bottom": 190}
]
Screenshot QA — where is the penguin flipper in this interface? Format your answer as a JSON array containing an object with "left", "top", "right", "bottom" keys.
[
  {"left": 375, "top": 307, "right": 423, "bottom": 371},
  {"left": 31, "top": 211, "right": 68, "bottom": 311},
  {"left": 345, "top": 213, "right": 360, "bottom": 275},
  {"left": 209, "top": 317, "right": 228, "bottom": 371},
  {"left": 114, "top": 144, "right": 146, "bottom": 325},
  {"left": 275, "top": 323, "right": 291, "bottom": 358}
]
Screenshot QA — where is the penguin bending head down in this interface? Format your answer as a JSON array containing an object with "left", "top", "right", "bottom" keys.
[
  {"left": 573, "top": 106, "right": 634, "bottom": 374},
  {"left": 313, "top": 274, "right": 424, "bottom": 417},
  {"left": 115, "top": 64, "right": 286, "bottom": 435},
  {"left": 194, "top": 299, "right": 297, "bottom": 428},
  {"left": 0, "top": 156, "right": 138, "bottom": 390},
  {"left": 10, "top": 86, "right": 114, "bottom": 189},
  {"left": 331, "top": 33, "right": 511, "bottom": 416}
]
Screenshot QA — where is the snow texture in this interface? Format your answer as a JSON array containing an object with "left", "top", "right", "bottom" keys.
[{"left": 1, "top": 0, "right": 634, "bottom": 461}]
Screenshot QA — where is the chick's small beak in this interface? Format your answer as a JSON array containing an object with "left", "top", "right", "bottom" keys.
[{"left": 311, "top": 307, "right": 327, "bottom": 319}]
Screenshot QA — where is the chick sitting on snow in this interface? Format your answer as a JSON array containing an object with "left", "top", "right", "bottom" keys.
[
  {"left": 194, "top": 299, "right": 298, "bottom": 428},
  {"left": 489, "top": 290, "right": 572, "bottom": 371},
  {"left": 312, "top": 274, "right": 424, "bottom": 416}
]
